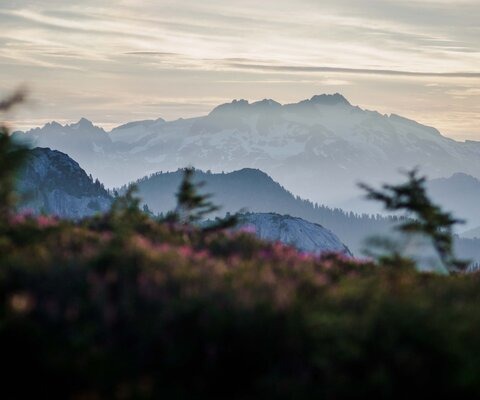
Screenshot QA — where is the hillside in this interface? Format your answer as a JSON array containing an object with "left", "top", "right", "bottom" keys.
[
  {"left": 126, "top": 167, "right": 480, "bottom": 263},
  {"left": 17, "top": 147, "right": 112, "bottom": 218},
  {"left": 124, "top": 168, "right": 397, "bottom": 256}
]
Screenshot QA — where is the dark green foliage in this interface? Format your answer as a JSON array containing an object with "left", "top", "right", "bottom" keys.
[
  {"left": 170, "top": 167, "right": 237, "bottom": 231},
  {"left": 362, "top": 236, "right": 417, "bottom": 270},
  {"left": 360, "top": 169, "right": 467, "bottom": 272},
  {"left": 0, "top": 89, "right": 26, "bottom": 111},
  {"left": 175, "top": 167, "right": 220, "bottom": 224},
  {"left": 3, "top": 215, "right": 480, "bottom": 399},
  {"left": 91, "top": 185, "right": 149, "bottom": 237},
  {"left": 142, "top": 203, "right": 154, "bottom": 217},
  {"left": 0, "top": 127, "right": 29, "bottom": 218},
  {"left": 0, "top": 91, "right": 29, "bottom": 220}
]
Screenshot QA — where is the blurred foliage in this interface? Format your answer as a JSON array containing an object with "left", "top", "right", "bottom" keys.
[
  {"left": 166, "top": 167, "right": 238, "bottom": 231},
  {"left": 175, "top": 167, "right": 220, "bottom": 224},
  {"left": 0, "top": 89, "right": 29, "bottom": 221},
  {"left": 2, "top": 94, "right": 480, "bottom": 399},
  {"left": 3, "top": 209, "right": 480, "bottom": 399},
  {"left": 360, "top": 169, "right": 467, "bottom": 272}
]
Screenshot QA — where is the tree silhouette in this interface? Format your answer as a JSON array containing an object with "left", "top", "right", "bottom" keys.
[
  {"left": 0, "top": 89, "right": 29, "bottom": 220},
  {"left": 360, "top": 168, "right": 467, "bottom": 272},
  {"left": 172, "top": 167, "right": 237, "bottom": 230}
]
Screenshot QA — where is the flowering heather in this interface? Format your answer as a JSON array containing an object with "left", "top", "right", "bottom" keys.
[{"left": 2, "top": 205, "right": 480, "bottom": 400}]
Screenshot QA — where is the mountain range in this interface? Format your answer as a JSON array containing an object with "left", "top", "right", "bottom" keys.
[{"left": 13, "top": 94, "right": 480, "bottom": 209}]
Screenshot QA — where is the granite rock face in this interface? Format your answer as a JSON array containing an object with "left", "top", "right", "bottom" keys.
[
  {"left": 239, "top": 212, "right": 352, "bottom": 256},
  {"left": 17, "top": 147, "right": 112, "bottom": 219}
]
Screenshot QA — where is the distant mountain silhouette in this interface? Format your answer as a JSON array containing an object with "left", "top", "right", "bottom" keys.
[
  {"left": 122, "top": 167, "right": 406, "bottom": 256},
  {"left": 14, "top": 94, "right": 480, "bottom": 210}
]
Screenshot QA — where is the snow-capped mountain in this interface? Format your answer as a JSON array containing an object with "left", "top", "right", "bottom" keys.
[
  {"left": 238, "top": 213, "right": 352, "bottom": 256},
  {"left": 17, "top": 147, "right": 112, "bottom": 218},
  {"left": 14, "top": 94, "right": 480, "bottom": 206}
]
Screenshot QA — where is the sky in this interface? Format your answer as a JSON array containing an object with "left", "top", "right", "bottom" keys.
[{"left": 0, "top": 0, "right": 479, "bottom": 140}]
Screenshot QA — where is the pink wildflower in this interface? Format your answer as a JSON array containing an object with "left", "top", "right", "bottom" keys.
[
  {"left": 36, "top": 215, "right": 58, "bottom": 228},
  {"left": 178, "top": 245, "right": 193, "bottom": 258},
  {"left": 10, "top": 214, "right": 27, "bottom": 225},
  {"left": 156, "top": 243, "right": 172, "bottom": 252}
]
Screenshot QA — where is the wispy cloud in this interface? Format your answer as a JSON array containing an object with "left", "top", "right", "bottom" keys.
[
  {"left": 0, "top": 0, "right": 479, "bottom": 139},
  {"left": 224, "top": 62, "right": 480, "bottom": 78}
]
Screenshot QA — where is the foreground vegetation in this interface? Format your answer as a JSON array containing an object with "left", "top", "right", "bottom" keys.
[
  {"left": 3, "top": 208, "right": 480, "bottom": 399},
  {"left": 2, "top": 94, "right": 480, "bottom": 399}
]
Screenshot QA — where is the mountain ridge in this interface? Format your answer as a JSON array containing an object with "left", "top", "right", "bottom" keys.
[
  {"left": 13, "top": 93, "right": 480, "bottom": 209},
  {"left": 17, "top": 147, "right": 112, "bottom": 218},
  {"left": 15, "top": 93, "right": 469, "bottom": 138}
]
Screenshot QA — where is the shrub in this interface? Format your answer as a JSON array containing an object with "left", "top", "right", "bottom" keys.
[{"left": 2, "top": 212, "right": 480, "bottom": 399}]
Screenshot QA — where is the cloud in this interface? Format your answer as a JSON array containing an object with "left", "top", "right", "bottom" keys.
[
  {"left": 1, "top": 0, "right": 480, "bottom": 139},
  {"left": 446, "top": 88, "right": 480, "bottom": 96},
  {"left": 123, "top": 51, "right": 180, "bottom": 56},
  {"left": 224, "top": 62, "right": 480, "bottom": 79}
]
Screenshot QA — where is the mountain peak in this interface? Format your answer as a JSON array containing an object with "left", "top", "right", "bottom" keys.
[
  {"left": 44, "top": 121, "right": 63, "bottom": 129},
  {"left": 72, "top": 117, "right": 94, "bottom": 128},
  {"left": 79, "top": 117, "right": 93, "bottom": 125},
  {"left": 251, "top": 98, "right": 281, "bottom": 108},
  {"left": 210, "top": 94, "right": 353, "bottom": 115},
  {"left": 309, "top": 93, "right": 351, "bottom": 106},
  {"left": 225, "top": 99, "right": 249, "bottom": 108},
  {"left": 209, "top": 99, "right": 250, "bottom": 115}
]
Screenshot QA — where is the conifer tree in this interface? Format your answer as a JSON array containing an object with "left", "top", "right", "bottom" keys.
[
  {"left": 175, "top": 167, "right": 219, "bottom": 224},
  {"left": 173, "top": 167, "right": 237, "bottom": 230},
  {"left": 360, "top": 169, "right": 467, "bottom": 272}
]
